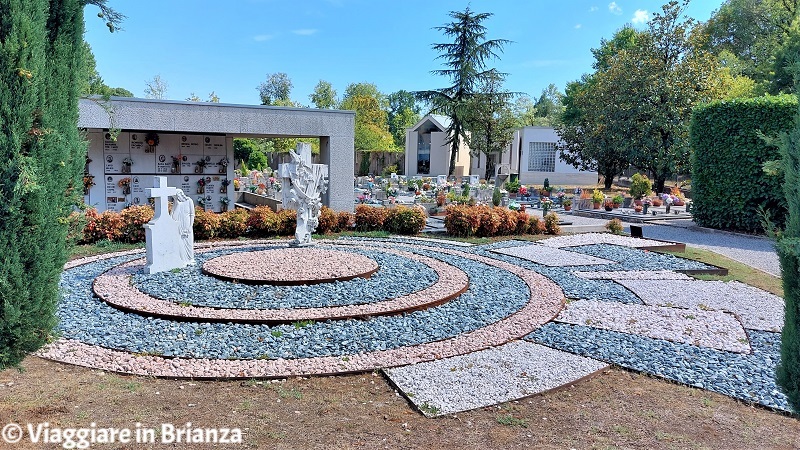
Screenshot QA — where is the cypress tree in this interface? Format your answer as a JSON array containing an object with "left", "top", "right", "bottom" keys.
[
  {"left": 0, "top": 0, "right": 118, "bottom": 368},
  {"left": 776, "top": 59, "right": 800, "bottom": 410}
]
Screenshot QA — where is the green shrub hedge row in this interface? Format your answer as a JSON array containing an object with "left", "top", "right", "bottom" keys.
[
  {"left": 72, "top": 204, "right": 427, "bottom": 244},
  {"left": 690, "top": 95, "right": 797, "bottom": 232}
]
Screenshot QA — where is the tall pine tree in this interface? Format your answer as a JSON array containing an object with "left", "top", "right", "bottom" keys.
[{"left": 0, "top": 0, "right": 120, "bottom": 368}]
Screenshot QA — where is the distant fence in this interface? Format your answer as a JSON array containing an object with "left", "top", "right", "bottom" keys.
[{"left": 354, "top": 152, "right": 405, "bottom": 176}]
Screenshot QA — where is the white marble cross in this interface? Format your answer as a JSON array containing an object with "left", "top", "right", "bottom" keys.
[{"left": 147, "top": 176, "right": 178, "bottom": 220}]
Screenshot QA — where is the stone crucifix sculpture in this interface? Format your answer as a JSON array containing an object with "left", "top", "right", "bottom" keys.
[
  {"left": 278, "top": 142, "right": 329, "bottom": 246},
  {"left": 143, "top": 176, "right": 195, "bottom": 273}
]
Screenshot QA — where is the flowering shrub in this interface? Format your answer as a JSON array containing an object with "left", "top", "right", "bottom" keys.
[
  {"left": 354, "top": 204, "right": 387, "bottom": 232},
  {"left": 118, "top": 205, "right": 154, "bottom": 243},
  {"left": 515, "top": 211, "right": 531, "bottom": 235},
  {"left": 605, "top": 218, "right": 624, "bottom": 234},
  {"left": 494, "top": 208, "right": 518, "bottom": 236},
  {"left": 316, "top": 206, "right": 337, "bottom": 234},
  {"left": 544, "top": 212, "right": 561, "bottom": 235},
  {"left": 84, "top": 209, "right": 123, "bottom": 242},
  {"left": 336, "top": 211, "right": 354, "bottom": 232},
  {"left": 475, "top": 206, "right": 500, "bottom": 237},
  {"left": 246, "top": 206, "right": 280, "bottom": 237},
  {"left": 277, "top": 209, "right": 297, "bottom": 236},
  {"left": 217, "top": 209, "right": 249, "bottom": 238},
  {"left": 384, "top": 206, "right": 427, "bottom": 235},
  {"left": 529, "top": 217, "right": 546, "bottom": 234},
  {"left": 193, "top": 207, "right": 221, "bottom": 240},
  {"left": 443, "top": 205, "right": 481, "bottom": 237}
]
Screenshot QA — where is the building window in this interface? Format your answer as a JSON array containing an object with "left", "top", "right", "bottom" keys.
[
  {"left": 528, "top": 142, "right": 556, "bottom": 172},
  {"left": 417, "top": 142, "right": 430, "bottom": 174}
]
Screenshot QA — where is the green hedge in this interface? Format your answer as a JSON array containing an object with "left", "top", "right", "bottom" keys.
[{"left": 690, "top": 95, "right": 797, "bottom": 232}]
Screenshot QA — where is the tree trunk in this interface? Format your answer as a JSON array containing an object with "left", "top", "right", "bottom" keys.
[
  {"left": 484, "top": 157, "right": 495, "bottom": 181},
  {"left": 654, "top": 177, "right": 667, "bottom": 194}
]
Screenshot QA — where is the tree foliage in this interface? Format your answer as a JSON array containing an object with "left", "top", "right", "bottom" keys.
[
  {"left": 417, "top": 7, "right": 510, "bottom": 175},
  {"left": 386, "top": 90, "right": 421, "bottom": 148},
  {"left": 309, "top": 79, "right": 337, "bottom": 109},
  {"left": 258, "top": 72, "right": 292, "bottom": 106},
  {"left": 341, "top": 83, "right": 395, "bottom": 153},
  {"left": 1, "top": 0, "right": 114, "bottom": 368},
  {"left": 559, "top": 1, "right": 727, "bottom": 192},
  {"left": 144, "top": 74, "right": 168, "bottom": 99},
  {"left": 80, "top": 41, "right": 132, "bottom": 97},
  {"left": 463, "top": 72, "right": 516, "bottom": 180}
]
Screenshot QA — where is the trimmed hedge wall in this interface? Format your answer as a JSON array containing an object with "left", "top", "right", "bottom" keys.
[{"left": 690, "top": 95, "right": 797, "bottom": 232}]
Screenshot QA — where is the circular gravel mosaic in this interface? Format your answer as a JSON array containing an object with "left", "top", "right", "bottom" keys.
[
  {"left": 202, "top": 247, "right": 379, "bottom": 285},
  {"left": 36, "top": 235, "right": 794, "bottom": 414}
]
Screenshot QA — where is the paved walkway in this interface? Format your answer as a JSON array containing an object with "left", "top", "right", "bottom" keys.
[{"left": 557, "top": 213, "right": 781, "bottom": 277}]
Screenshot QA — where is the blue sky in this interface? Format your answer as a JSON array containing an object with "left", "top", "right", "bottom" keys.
[{"left": 83, "top": 0, "right": 721, "bottom": 107}]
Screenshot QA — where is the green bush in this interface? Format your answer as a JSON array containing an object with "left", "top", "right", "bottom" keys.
[
  {"left": 354, "top": 204, "right": 387, "bottom": 232},
  {"left": 691, "top": 95, "right": 796, "bottom": 231},
  {"left": 629, "top": 173, "right": 652, "bottom": 199},
  {"left": 217, "top": 208, "right": 249, "bottom": 238},
  {"left": 384, "top": 206, "right": 427, "bottom": 235},
  {"left": 492, "top": 187, "right": 502, "bottom": 206},
  {"left": 118, "top": 206, "right": 154, "bottom": 243}
]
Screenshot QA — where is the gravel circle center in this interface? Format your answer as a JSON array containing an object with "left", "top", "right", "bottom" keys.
[{"left": 202, "top": 247, "right": 379, "bottom": 285}]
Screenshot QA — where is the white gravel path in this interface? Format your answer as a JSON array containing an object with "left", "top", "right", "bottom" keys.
[
  {"left": 539, "top": 233, "right": 675, "bottom": 248},
  {"left": 383, "top": 340, "right": 607, "bottom": 416},
  {"left": 638, "top": 224, "right": 781, "bottom": 276},
  {"left": 492, "top": 244, "right": 616, "bottom": 266},
  {"left": 618, "top": 280, "right": 785, "bottom": 332},
  {"left": 556, "top": 300, "right": 751, "bottom": 353},
  {"left": 573, "top": 270, "right": 693, "bottom": 280}
]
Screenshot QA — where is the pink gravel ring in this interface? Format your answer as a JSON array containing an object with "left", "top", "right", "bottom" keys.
[
  {"left": 201, "top": 248, "right": 379, "bottom": 286},
  {"left": 41, "top": 245, "right": 565, "bottom": 379},
  {"left": 93, "top": 245, "right": 470, "bottom": 324}
]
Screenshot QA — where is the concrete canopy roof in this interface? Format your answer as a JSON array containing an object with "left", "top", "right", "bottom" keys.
[{"left": 78, "top": 97, "right": 355, "bottom": 138}]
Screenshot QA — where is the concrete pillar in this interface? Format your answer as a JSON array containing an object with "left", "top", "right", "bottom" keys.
[{"left": 320, "top": 135, "right": 354, "bottom": 212}]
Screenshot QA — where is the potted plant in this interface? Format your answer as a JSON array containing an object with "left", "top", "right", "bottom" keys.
[
  {"left": 197, "top": 178, "right": 205, "bottom": 194},
  {"left": 195, "top": 158, "right": 207, "bottom": 174},
  {"left": 218, "top": 157, "right": 229, "bottom": 174},
  {"left": 541, "top": 196, "right": 554, "bottom": 216},
  {"left": 220, "top": 178, "right": 231, "bottom": 194},
  {"left": 562, "top": 198, "right": 572, "bottom": 211},
  {"left": 591, "top": 189, "right": 604, "bottom": 209},
  {"left": 629, "top": 173, "right": 652, "bottom": 204},
  {"left": 220, "top": 196, "right": 230, "bottom": 212},
  {"left": 651, "top": 197, "right": 663, "bottom": 207},
  {"left": 505, "top": 179, "right": 521, "bottom": 198},
  {"left": 604, "top": 199, "right": 614, "bottom": 211},
  {"left": 612, "top": 194, "right": 624, "bottom": 208}
]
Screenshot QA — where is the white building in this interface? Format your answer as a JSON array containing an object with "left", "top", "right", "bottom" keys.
[
  {"left": 404, "top": 114, "right": 470, "bottom": 178},
  {"left": 471, "top": 126, "right": 597, "bottom": 185}
]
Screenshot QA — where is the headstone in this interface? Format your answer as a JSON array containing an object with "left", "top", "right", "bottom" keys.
[
  {"left": 467, "top": 175, "right": 480, "bottom": 186},
  {"left": 436, "top": 175, "right": 448, "bottom": 186},
  {"left": 278, "top": 142, "right": 329, "bottom": 246},
  {"left": 143, "top": 176, "right": 195, "bottom": 273}
]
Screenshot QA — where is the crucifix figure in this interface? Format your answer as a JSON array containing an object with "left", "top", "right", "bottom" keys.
[
  {"left": 278, "top": 142, "right": 329, "bottom": 246},
  {"left": 144, "top": 176, "right": 195, "bottom": 273}
]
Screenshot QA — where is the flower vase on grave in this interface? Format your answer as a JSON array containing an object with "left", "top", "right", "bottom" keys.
[
  {"left": 220, "top": 186, "right": 227, "bottom": 194},
  {"left": 122, "top": 186, "right": 130, "bottom": 195},
  {"left": 195, "top": 166, "right": 203, "bottom": 174},
  {"left": 221, "top": 204, "right": 228, "bottom": 212},
  {"left": 665, "top": 204, "right": 671, "bottom": 213},
  {"left": 219, "top": 167, "right": 225, "bottom": 174},
  {"left": 122, "top": 165, "right": 130, "bottom": 174}
]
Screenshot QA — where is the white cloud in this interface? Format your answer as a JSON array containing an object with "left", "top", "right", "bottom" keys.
[
  {"left": 292, "top": 29, "right": 318, "bottom": 36},
  {"left": 253, "top": 34, "right": 273, "bottom": 42},
  {"left": 608, "top": 2, "right": 622, "bottom": 15},
  {"left": 589, "top": 6, "right": 599, "bottom": 12},
  {"left": 574, "top": 24, "right": 582, "bottom": 29},
  {"left": 632, "top": 9, "right": 649, "bottom": 24}
]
